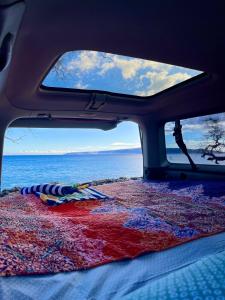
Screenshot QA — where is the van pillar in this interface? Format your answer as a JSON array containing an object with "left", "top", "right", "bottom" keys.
[{"left": 140, "top": 118, "right": 167, "bottom": 180}]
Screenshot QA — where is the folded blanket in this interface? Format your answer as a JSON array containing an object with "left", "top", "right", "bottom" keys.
[{"left": 21, "top": 183, "right": 110, "bottom": 206}]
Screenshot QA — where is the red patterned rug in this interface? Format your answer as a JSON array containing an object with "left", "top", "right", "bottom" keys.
[{"left": 0, "top": 179, "right": 224, "bottom": 276}]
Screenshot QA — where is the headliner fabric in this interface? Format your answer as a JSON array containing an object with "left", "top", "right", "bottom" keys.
[
  {"left": 0, "top": 232, "right": 225, "bottom": 300},
  {"left": 0, "top": 179, "right": 224, "bottom": 276}
]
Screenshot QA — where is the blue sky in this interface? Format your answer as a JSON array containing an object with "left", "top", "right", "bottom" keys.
[
  {"left": 4, "top": 113, "right": 224, "bottom": 155},
  {"left": 3, "top": 51, "right": 224, "bottom": 155},
  {"left": 4, "top": 113, "right": 225, "bottom": 155},
  {"left": 4, "top": 122, "right": 141, "bottom": 155},
  {"left": 43, "top": 50, "right": 201, "bottom": 96},
  {"left": 165, "top": 114, "right": 225, "bottom": 149}
]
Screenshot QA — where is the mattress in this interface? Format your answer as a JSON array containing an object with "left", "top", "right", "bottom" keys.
[
  {"left": 124, "top": 248, "right": 225, "bottom": 300},
  {"left": 0, "top": 231, "right": 225, "bottom": 300}
]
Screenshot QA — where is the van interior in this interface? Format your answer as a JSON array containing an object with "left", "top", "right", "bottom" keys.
[{"left": 0, "top": 1, "right": 224, "bottom": 299}]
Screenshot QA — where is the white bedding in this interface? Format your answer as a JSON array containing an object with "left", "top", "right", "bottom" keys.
[{"left": 1, "top": 232, "right": 225, "bottom": 300}]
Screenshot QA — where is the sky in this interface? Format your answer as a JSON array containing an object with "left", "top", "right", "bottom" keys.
[
  {"left": 43, "top": 50, "right": 201, "bottom": 97},
  {"left": 3, "top": 50, "right": 224, "bottom": 155},
  {"left": 4, "top": 122, "right": 141, "bottom": 155},
  {"left": 165, "top": 114, "right": 225, "bottom": 149},
  {"left": 4, "top": 113, "right": 225, "bottom": 155}
]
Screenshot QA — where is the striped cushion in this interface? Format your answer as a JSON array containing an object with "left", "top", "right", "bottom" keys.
[{"left": 20, "top": 184, "right": 77, "bottom": 196}]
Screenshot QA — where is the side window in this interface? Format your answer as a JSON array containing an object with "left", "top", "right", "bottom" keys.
[{"left": 165, "top": 112, "right": 225, "bottom": 166}]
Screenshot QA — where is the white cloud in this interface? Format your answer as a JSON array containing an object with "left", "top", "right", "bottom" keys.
[
  {"left": 165, "top": 123, "right": 206, "bottom": 135},
  {"left": 137, "top": 71, "right": 192, "bottom": 96},
  {"left": 67, "top": 51, "right": 100, "bottom": 72},
  {"left": 165, "top": 117, "right": 225, "bottom": 135},
  {"left": 56, "top": 50, "right": 201, "bottom": 96},
  {"left": 100, "top": 54, "right": 173, "bottom": 80},
  {"left": 110, "top": 142, "right": 139, "bottom": 147},
  {"left": 74, "top": 81, "right": 89, "bottom": 89},
  {"left": 66, "top": 51, "right": 177, "bottom": 81},
  {"left": 101, "top": 57, "right": 146, "bottom": 79}
]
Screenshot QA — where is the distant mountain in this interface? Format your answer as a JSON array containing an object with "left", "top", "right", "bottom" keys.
[
  {"left": 65, "top": 147, "right": 142, "bottom": 155},
  {"left": 166, "top": 148, "right": 203, "bottom": 154},
  {"left": 65, "top": 147, "right": 204, "bottom": 156}
]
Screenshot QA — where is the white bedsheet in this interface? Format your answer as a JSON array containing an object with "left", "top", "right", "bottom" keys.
[{"left": 1, "top": 232, "right": 225, "bottom": 300}]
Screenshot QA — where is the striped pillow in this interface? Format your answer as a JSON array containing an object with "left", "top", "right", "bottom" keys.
[{"left": 20, "top": 184, "right": 77, "bottom": 196}]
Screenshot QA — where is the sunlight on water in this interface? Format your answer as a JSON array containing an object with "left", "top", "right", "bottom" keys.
[{"left": 2, "top": 154, "right": 143, "bottom": 189}]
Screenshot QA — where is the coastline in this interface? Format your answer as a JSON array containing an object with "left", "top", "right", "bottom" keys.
[{"left": 0, "top": 176, "right": 140, "bottom": 197}]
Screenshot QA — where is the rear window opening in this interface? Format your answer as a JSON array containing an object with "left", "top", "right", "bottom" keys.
[
  {"left": 42, "top": 50, "right": 203, "bottom": 97},
  {"left": 2, "top": 121, "right": 142, "bottom": 190},
  {"left": 165, "top": 112, "right": 225, "bottom": 166}
]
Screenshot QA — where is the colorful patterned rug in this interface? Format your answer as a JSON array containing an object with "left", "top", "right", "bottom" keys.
[{"left": 0, "top": 179, "right": 224, "bottom": 276}]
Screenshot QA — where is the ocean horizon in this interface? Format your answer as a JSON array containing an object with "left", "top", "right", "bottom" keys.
[
  {"left": 1, "top": 153, "right": 143, "bottom": 190},
  {"left": 1, "top": 151, "right": 224, "bottom": 190}
]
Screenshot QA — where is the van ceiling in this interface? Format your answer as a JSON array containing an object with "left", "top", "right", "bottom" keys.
[{"left": 0, "top": 0, "right": 225, "bottom": 124}]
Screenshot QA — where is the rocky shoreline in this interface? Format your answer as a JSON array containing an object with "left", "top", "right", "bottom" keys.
[{"left": 0, "top": 177, "right": 141, "bottom": 197}]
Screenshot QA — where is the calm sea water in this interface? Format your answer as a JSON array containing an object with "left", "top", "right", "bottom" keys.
[
  {"left": 2, "top": 154, "right": 143, "bottom": 190},
  {"left": 167, "top": 153, "right": 225, "bottom": 166},
  {"left": 1, "top": 153, "right": 223, "bottom": 190}
]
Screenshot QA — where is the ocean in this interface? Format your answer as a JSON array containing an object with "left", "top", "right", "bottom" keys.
[
  {"left": 2, "top": 154, "right": 143, "bottom": 190},
  {"left": 1, "top": 153, "right": 223, "bottom": 190}
]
